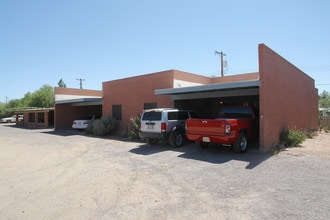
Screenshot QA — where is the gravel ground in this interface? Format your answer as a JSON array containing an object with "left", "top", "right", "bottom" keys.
[{"left": 0, "top": 124, "right": 329, "bottom": 219}]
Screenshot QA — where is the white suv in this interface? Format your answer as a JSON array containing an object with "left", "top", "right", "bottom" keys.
[{"left": 139, "top": 108, "right": 198, "bottom": 147}]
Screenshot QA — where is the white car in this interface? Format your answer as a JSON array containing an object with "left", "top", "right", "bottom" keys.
[
  {"left": 0, "top": 115, "right": 19, "bottom": 123},
  {"left": 72, "top": 115, "right": 99, "bottom": 129}
]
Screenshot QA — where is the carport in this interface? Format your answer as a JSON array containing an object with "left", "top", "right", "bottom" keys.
[
  {"left": 55, "top": 98, "right": 102, "bottom": 130},
  {"left": 54, "top": 87, "right": 103, "bottom": 130},
  {"left": 15, "top": 108, "right": 54, "bottom": 128},
  {"left": 155, "top": 80, "right": 260, "bottom": 119},
  {"left": 155, "top": 79, "right": 261, "bottom": 148}
]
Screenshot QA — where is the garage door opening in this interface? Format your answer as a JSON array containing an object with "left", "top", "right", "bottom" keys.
[{"left": 174, "top": 95, "right": 260, "bottom": 150}]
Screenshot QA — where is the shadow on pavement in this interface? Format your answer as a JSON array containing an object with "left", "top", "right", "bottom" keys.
[
  {"left": 130, "top": 141, "right": 272, "bottom": 169},
  {"left": 41, "top": 129, "right": 83, "bottom": 137}
]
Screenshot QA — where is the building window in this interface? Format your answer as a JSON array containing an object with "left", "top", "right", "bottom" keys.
[
  {"left": 144, "top": 103, "right": 157, "bottom": 110},
  {"left": 112, "top": 105, "right": 122, "bottom": 120},
  {"left": 28, "top": 113, "right": 35, "bottom": 122},
  {"left": 38, "top": 112, "right": 45, "bottom": 123}
]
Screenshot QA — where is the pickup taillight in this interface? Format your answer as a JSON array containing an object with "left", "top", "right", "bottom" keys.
[
  {"left": 161, "top": 122, "right": 166, "bottom": 132},
  {"left": 225, "top": 123, "right": 231, "bottom": 135}
]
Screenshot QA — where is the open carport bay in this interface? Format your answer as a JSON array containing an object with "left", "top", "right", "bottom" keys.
[
  {"left": 174, "top": 95, "right": 259, "bottom": 118},
  {"left": 174, "top": 94, "right": 260, "bottom": 145},
  {"left": 0, "top": 124, "right": 329, "bottom": 219}
]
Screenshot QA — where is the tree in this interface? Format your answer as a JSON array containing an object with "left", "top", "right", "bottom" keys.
[
  {"left": 58, "top": 79, "right": 66, "bottom": 88},
  {"left": 6, "top": 99, "right": 24, "bottom": 109},
  {"left": 29, "top": 85, "right": 54, "bottom": 108},
  {"left": 21, "top": 92, "right": 32, "bottom": 107},
  {"left": 319, "top": 90, "right": 330, "bottom": 108},
  {"left": 0, "top": 103, "right": 11, "bottom": 118}
]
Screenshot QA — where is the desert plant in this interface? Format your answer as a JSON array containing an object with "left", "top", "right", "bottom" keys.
[
  {"left": 280, "top": 128, "right": 306, "bottom": 147},
  {"left": 129, "top": 115, "right": 141, "bottom": 139},
  {"left": 87, "top": 116, "right": 117, "bottom": 136}
]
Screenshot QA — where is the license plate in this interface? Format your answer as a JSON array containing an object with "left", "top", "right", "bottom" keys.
[{"left": 202, "top": 137, "right": 210, "bottom": 142}]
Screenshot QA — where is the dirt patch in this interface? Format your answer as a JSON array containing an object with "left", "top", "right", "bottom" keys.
[{"left": 282, "top": 132, "right": 330, "bottom": 159}]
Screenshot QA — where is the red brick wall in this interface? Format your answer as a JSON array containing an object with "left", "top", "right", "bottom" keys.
[
  {"left": 102, "top": 70, "right": 175, "bottom": 134},
  {"left": 259, "top": 44, "right": 318, "bottom": 152}
]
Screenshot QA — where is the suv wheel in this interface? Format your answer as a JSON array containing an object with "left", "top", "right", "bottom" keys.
[
  {"left": 147, "top": 139, "right": 159, "bottom": 145},
  {"left": 169, "top": 130, "right": 184, "bottom": 148}
]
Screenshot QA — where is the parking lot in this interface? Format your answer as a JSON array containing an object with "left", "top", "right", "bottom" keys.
[{"left": 0, "top": 124, "right": 329, "bottom": 219}]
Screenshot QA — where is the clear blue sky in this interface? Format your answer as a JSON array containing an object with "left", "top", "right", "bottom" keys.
[{"left": 1, "top": 0, "right": 330, "bottom": 102}]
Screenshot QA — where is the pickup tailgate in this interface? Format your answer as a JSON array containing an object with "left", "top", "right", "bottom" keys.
[{"left": 186, "top": 118, "right": 238, "bottom": 144}]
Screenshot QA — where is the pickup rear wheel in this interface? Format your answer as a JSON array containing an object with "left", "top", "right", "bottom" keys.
[
  {"left": 233, "top": 133, "right": 248, "bottom": 153},
  {"left": 147, "top": 139, "right": 159, "bottom": 145},
  {"left": 169, "top": 130, "right": 184, "bottom": 148}
]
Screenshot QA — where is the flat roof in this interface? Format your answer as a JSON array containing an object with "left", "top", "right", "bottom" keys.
[
  {"left": 55, "top": 98, "right": 103, "bottom": 105},
  {"left": 155, "top": 80, "right": 260, "bottom": 95},
  {"left": 15, "top": 107, "right": 54, "bottom": 113}
]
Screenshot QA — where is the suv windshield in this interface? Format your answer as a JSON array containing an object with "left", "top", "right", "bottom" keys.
[{"left": 142, "top": 112, "right": 162, "bottom": 121}]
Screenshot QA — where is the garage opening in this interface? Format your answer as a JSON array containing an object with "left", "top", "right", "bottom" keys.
[
  {"left": 155, "top": 81, "right": 260, "bottom": 150},
  {"left": 174, "top": 95, "right": 259, "bottom": 119},
  {"left": 55, "top": 98, "right": 102, "bottom": 130}
]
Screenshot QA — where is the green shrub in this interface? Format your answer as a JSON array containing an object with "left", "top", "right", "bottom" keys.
[
  {"left": 129, "top": 115, "right": 141, "bottom": 139},
  {"left": 86, "top": 116, "right": 117, "bottom": 136},
  {"left": 280, "top": 128, "right": 306, "bottom": 147},
  {"left": 85, "top": 119, "right": 95, "bottom": 135}
]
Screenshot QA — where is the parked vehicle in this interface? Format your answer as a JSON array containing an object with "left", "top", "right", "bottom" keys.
[
  {"left": 72, "top": 115, "right": 99, "bottom": 130},
  {"left": 139, "top": 108, "right": 198, "bottom": 147},
  {"left": 0, "top": 115, "right": 22, "bottom": 123},
  {"left": 18, "top": 115, "right": 23, "bottom": 122},
  {"left": 185, "top": 106, "right": 257, "bottom": 153}
]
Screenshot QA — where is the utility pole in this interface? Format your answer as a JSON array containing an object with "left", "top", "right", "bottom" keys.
[
  {"left": 215, "top": 50, "right": 226, "bottom": 77},
  {"left": 76, "top": 78, "right": 85, "bottom": 89},
  {"left": 4, "top": 96, "right": 9, "bottom": 103}
]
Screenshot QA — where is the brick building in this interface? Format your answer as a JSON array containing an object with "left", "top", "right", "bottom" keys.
[
  {"left": 15, "top": 108, "right": 54, "bottom": 128},
  {"left": 54, "top": 44, "right": 318, "bottom": 152}
]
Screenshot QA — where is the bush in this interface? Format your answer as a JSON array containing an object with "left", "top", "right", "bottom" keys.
[
  {"left": 280, "top": 128, "right": 306, "bottom": 147},
  {"left": 86, "top": 116, "right": 117, "bottom": 136},
  {"left": 129, "top": 115, "right": 141, "bottom": 139}
]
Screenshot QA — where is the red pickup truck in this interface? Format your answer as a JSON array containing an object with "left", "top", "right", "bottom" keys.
[{"left": 185, "top": 106, "right": 256, "bottom": 153}]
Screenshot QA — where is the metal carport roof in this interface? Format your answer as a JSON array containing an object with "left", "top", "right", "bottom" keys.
[{"left": 155, "top": 80, "right": 260, "bottom": 100}]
